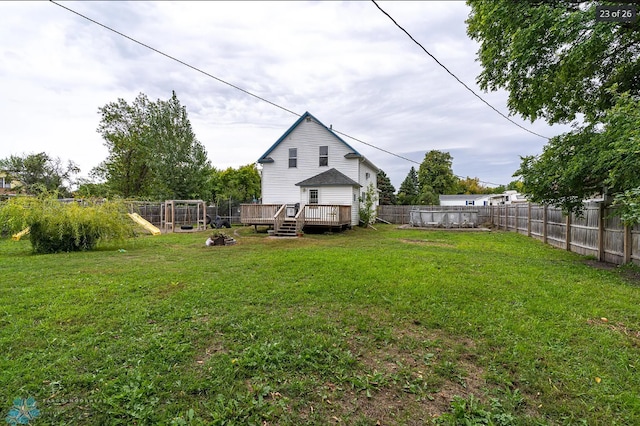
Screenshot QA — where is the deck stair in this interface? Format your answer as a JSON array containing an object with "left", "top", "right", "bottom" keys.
[{"left": 275, "top": 219, "right": 298, "bottom": 237}]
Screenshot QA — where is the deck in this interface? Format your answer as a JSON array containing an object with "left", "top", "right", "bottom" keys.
[{"left": 241, "top": 204, "right": 352, "bottom": 235}]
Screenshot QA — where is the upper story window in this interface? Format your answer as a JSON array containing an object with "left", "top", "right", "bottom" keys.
[
  {"left": 319, "top": 146, "right": 328, "bottom": 167},
  {"left": 289, "top": 148, "right": 297, "bottom": 168},
  {"left": 365, "top": 172, "right": 370, "bottom": 180}
]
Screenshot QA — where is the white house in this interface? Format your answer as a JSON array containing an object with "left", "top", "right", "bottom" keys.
[
  {"left": 0, "top": 172, "right": 19, "bottom": 196},
  {"left": 241, "top": 112, "right": 379, "bottom": 234},
  {"left": 439, "top": 194, "right": 491, "bottom": 206}
]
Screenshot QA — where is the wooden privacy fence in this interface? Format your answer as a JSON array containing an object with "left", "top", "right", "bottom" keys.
[
  {"left": 489, "top": 202, "right": 640, "bottom": 265},
  {"left": 377, "top": 203, "right": 640, "bottom": 266}
]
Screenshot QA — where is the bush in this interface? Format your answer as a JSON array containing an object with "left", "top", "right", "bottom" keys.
[
  {"left": 0, "top": 195, "right": 135, "bottom": 253},
  {"left": 359, "top": 182, "right": 378, "bottom": 227},
  {"left": 29, "top": 218, "right": 101, "bottom": 253}
]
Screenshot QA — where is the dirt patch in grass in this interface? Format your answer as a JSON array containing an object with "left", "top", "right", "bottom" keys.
[
  {"left": 194, "top": 333, "right": 228, "bottom": 366},
  {"left": 583, "top": 259, "right": 617, "bottom": 271},
  {"left": 154, "top": 280, "right": 188, "bottom": 298},
  {"left": 338, "top": 321, "right": 487, "bottom": 420},
  {"left": 329, "top": 388, "right": 440, "bottom": 425},
  {"left": 583, "top": 259, "right": 640, "bottom": 286},
  {"left": 400, "top": 238, "right": 455, "bottom": 248},
  {"left": 587, "top": 318, "right": 640, "bottom": 344},
  {"left": 397, "top": 224, "right": 491, "bottom": 232}
]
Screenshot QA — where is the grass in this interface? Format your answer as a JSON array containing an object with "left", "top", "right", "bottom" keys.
[{"left": 1, "top": 225, "right": 639, "bottom": 425}]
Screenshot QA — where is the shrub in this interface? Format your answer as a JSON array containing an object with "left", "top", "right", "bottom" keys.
[
  {"left": 358, "top": 182, "right": 378, "bottom": 227},
  {"left": 0, "top": 195, "right": 135, "bottom": 253}
]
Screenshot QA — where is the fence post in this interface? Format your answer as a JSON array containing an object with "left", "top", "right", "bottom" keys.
[
  {"left": 527, "top": 203, "right": 532, "bottom": 237},
  {"left": 598, "top": 203, "right": 605, "bottom": 262},
  {"left": 542, "top": 204, "right": 548, "bottom": 244},
  {"left": 565, "top": 212, "right": 571, "bottom": 251},
  {"left": 504, "top": 205, "right": 508, "bottom": 230},
  {"left": 624, "top": 223, "right": 631, "bottom": 264}
]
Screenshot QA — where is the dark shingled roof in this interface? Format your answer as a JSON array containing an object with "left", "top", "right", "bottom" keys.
[{"left": 295, "top": 168, "right": 361, "bottom": 187}]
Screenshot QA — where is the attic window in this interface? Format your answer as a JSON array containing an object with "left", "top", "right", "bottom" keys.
[
  {"left": 319, "top": 146, "right": 328, "bottom": 167},
  {"left": 289, "top": 148, "right": 297, "bottom": 168},
  {"left": 365, "top": 172, "right": 370, "bottom": 180}
]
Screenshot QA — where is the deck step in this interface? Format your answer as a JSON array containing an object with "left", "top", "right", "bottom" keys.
[{"left": 275, "top": 220, "right": 298, "bottom": 237}]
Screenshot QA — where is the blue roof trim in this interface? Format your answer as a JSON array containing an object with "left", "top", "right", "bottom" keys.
[{"left": 257, "top": 111, "right": 362, "bottom": 161}]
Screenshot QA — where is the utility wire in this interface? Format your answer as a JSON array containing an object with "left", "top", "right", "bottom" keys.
[
  {"left": 49, "top": 0, "right": 506, "bottom": 187},
  {"left": 371, "top": 0, "right": 550, "bottom": 141},
  {"left": 48, "top": 1, "right": 416, "bottom": 164},
  {"left": 49, "top": 1, "right": 301, "bottom": 118},
  {"left": 332, "top": 128, "right": 503, "bottom": 187}
]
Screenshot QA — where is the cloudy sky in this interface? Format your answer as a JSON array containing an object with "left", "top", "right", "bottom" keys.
[{"left": 1, "top": 1, "right": 571, "bottom": 190}]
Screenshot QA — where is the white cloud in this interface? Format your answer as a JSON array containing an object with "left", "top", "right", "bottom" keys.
[{"left": 0, "top": 1, "right": 570, "bottom": 191}]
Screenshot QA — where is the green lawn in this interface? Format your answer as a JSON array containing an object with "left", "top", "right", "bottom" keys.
[{"left": 1, "top": 225, "right": 639, "bottom": 425}]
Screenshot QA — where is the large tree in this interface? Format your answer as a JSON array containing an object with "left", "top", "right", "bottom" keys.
[
  {"left": 0, "top": 152, "right": 79, "bottom": 196},
  {"left": 467, "top": 0, "right": 640, "bottom": 214},
  {"left": 457, "top": 176, "right": 485, "bottom": 195},
  {"left": 376, "top": 170, "right": 396, "bottom": 205},
  {"left": 417, "top": 150, "right": 458, "bottom": 205},
  {"left": 515, "top": 90, "right": 640, "bottom": 213},
  {"left": 95, "top": 91, "right": 211, "bottom": 200},
  {"left": 209, "top": 164, "right": 261, "bottom": 204},
  {"left": 457, "top": 176, "right": 509, "bottom": 195},
  {"left": 397, "top": 166, "right": 419, "bottom": 205},
  {"left": 467, "top": 1, "right": 639, "bottom": 124}
]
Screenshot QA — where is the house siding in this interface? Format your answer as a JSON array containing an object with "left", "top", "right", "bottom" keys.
[
  {"left": 351, "top": 187, "right": 360, "bottom": 226},
  {"left": 440, "top": 195, "right": 490, "bottom": 207},
  {"left": 261, "top": 118, "right": 359, "bottom": 204},
  {"left": 296, "top": 186, "right": 350, "bottom": 206}
]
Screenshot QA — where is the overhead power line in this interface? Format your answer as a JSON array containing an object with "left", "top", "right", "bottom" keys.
[
  {"left": 48, "top": 1, "right": 418, "bottom": 163},
  {"left": 49, "top": 0, "right": 506, "bottom": 187},
  {"left": 371, "top": 0, "right": 550, "bottom": 141},
  {"left": 49, "top": 1, "right": 300, "bottom": 118}
]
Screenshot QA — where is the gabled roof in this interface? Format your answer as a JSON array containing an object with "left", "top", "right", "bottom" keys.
[
  {"left": 258, "top": 111, "right": 362, "bottom": 163},
  {"left": 295, "top": 168, "right": 361, "bottom": 187}
]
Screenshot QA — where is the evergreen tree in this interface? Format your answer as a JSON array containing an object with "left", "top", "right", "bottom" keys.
[
  {"left": 397, "top": 167, "right": 419, "bottom": 205},
  {"left": 376, "top": 170, "right": 396, "bottom": 205}
]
